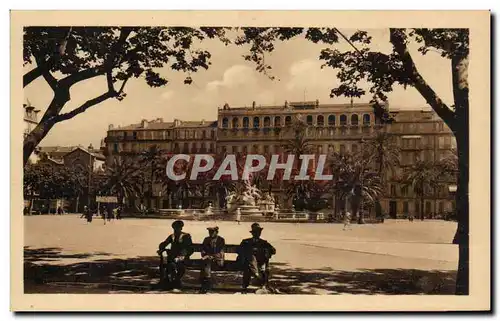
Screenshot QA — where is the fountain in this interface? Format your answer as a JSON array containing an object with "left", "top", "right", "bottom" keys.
[{"left": 226, "top": 180, "right": 276, "bottom": 217}]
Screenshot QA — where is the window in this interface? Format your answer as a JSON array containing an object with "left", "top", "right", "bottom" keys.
[
  {"left": 317, "top": 115, "right": 324, "bottom": 126},
  {"left": 328, "top": 144, "right": 335, "bottom": 153},
  {"left": 340, "top": 144, "right": 346, "bottom": 154},
  {"left": 243, "top": 146, "right": 248, "bottom": 154},
  {"left": 351, "top": 114, "right": 359, "bottom": 126},
  {"left": 425, "top": 201, "right": 432, "bottom": 215},
  {"left": 210, "top": 143, "right": 215, "bottom": 153},
  {"left": 253, "top": 117, "right": 260, "bottom": 128},
  {"left": 243, "top": 117, "right": 249, "bottom": 128},
  {"left": 232, "top": 117, "right": 239, "bottom": 128},
  {"left": 401, "top": 186, "right": 408, "bottom": 196},
  {"left": 191, "top": 143, "right": 197, "bottom": 154},
  {"left": 211, "top": 131, "right": 215, "bottom": 139},
  {"left": 202, "top": 131, "right": 206, "bottom": 139},
  {"left": 391, "top": 184, "right": 397, "bottom": 196},
  {"left": 306, "top": 115, "right": 313, "bottom": 125},
  {"left": 274, "top": 116, "right": 281, "bottom": 127},
  {"left": 351, "top": 144, "right": 358, "bottom": 154},
  {"left": 403, "top": 201, "right": 409, "bottom": 214},
  {"left": 232, "top": 146, "right": 238, "bottom": 154},
  {"left": 363, "top": 114, "right": 371, "bottom": 126},
  {"left": 113, "top": 143, "right": 118, "bottom": 153},
  {"left": 264, "top": 145, "right": 269, "bottom": 154},
  {"left": 222, "top": 117, "right": 229, "bottom": 128},
  {"left": 328, "top": 115, "right": 335, "bottom": 126},
  {"left": 123, "top": 132, "right": 128, "bottom": 138},
  {"left": 263, "top": 116, "right": 271, "bottom": 128},
  {"left": 253, "top": 145, "right": 259, "bottom": 153},
  {"left": 285, "top": 116, "right": 292, "bottom": 126},
  {"left": 317, "top": 145, "right": 323, "bottom": 154},
  {"left": 174, "top": 143, "right": 180, "bottom": 153},
  {"left": 439, "top": 202, "right": 444, "bottom": 214},
  {"left": 133, "top": 131, "right": 137, "bottom": 139},
  {"left": 340, "top": 114, "right": 347, "bottom": 126},
  {"left": 201, "top": 142, "right": 207, "bottom": 153},
  {"left": 183, "top": 143, "right": 189, "bottom": 153}
]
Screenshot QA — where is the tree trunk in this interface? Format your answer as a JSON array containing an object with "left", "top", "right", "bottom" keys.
[
  {"left": 75, "top": 194, "right": 80, "bottom": 213},
  {"left": 420, "top": 195, "right": 424, "bottom": 221},
  {"left": 452, "top": 117, "right": 469, "bottom": 295},
  {"left": 23, "top": 91, "right": 70, "bottom": 166},
  {"left": 28, "top": 190, "right": 35, "bottom": 216}
]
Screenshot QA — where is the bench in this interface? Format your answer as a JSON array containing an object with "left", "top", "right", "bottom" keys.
[{"left": 158, "top": 243, "right": 241, "bottom": 286}]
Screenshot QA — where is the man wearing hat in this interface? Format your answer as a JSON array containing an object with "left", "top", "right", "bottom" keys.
[
  {"left": 199, "top": 226, "right": 226, "bottom": 293},
  {"left": 238, "top": 223, "right": 276, "bottom": 292},
  {"left": 157, "top": 220, "right": 194, "bottom": 289}
]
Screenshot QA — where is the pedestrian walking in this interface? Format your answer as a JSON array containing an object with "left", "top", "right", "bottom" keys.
[
  {"left": 343, "top": 211, "right": 352, "bottom": 231},
  {"left": 235, "top": 207, "right": 241, "bottom": 225}
]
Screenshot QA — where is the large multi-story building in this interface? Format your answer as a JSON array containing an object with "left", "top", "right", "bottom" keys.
[{"left": 103, "top": 100, "right": 457, "bottom": 218}]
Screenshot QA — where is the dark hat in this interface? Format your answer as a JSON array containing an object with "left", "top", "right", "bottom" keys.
[
  {"left": 250, "top": 223, "right": 264, "bottom": 233},
  {"left": 207, "top": 226, "right": 219, "bottom": 232},
  {"left": 172, "top": 220, "right": 184, "bottom": 228}
]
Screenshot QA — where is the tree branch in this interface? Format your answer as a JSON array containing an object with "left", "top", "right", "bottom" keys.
[
  {"left": 333, "top": 28, "right": 363, "bottom": 55},
  {"left": 54, "top": 91, "right": 117, "bottom": 123},
  {"left": 23, "top": 67, "right": 43, "bottom": 87},
  {"left": 389, "top": 28, "right": 456, "bottom": 129},
  {"left": 34, "top": 56, "right": 58, "bottom": 92}
]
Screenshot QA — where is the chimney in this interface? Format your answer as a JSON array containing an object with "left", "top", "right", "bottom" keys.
[
  {"left": 88, "top": 143, "right": 94, "bottom": 151},
  {"left": 108, "top": 124, "right": 114, "bottom": 130},
  {"left": 284, "top": 100, "right": 289, "bottom": 108},
  {"left": 315, "top": 99, "right": 319, "bottom": 107},
  {"left": 141, "top": 119, "right": 148, "bottom": 128},
  {"left": 174, "top": 119, "right": 181, "bottom": 127},
  {"left": 252, "top": 101, "right": 256, "bottom": 109},
  {"left": 201, "top": 119, "right": 205, "bottom": 125},
  {"left": 157, "top": 118, "right": 164, "bottom": 123}
]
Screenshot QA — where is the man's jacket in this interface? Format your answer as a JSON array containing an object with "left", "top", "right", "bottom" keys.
[
  {"left": 201, "top": 236, "right": 225, "bottom": 265},
  {"left": 159, "top": 232, "right": 194, "bottom": 259},
  {"left": 238, "top": 237, "right": 276, "bottom": 263}
]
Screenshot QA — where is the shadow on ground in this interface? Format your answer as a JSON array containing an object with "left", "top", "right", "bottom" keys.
[{"left": 24, "top": 247, "right": 456, "bottom": 294}]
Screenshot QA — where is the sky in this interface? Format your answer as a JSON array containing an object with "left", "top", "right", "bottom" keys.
[{"left": 23, "top": 28, "right": 454, "bottom": 148}]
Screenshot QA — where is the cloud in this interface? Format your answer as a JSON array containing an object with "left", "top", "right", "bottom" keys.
[
  {"left": 286, "top": 59, "right": 336, "bottom": 92},
  {"left": 205, "top": 65, "right": 257, "bottom": 91},
  {"left": 160, "top": 90, "right": 175, "bottom": 100}
]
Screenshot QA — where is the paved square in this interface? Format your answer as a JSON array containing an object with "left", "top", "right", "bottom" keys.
[{"left": 24, "top": 215, "right": 458, "bottom": 294}]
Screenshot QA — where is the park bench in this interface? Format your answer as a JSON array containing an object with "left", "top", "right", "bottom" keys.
[{"left": 158, "top": 243, "right": 242, "bottom": 289}]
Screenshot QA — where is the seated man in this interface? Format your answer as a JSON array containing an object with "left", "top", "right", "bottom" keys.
[
  {"left": 238, "top": 223, "right": 276, "bottom": 293},
  {"left": 157, "top": 220, "right": 193, "bottom": 289},
  {"left": 199, "top": 226, "right": 225, "bottom": 294}
]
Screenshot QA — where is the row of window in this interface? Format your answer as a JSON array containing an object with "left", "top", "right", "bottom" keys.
[
  {"left": 119, "top": 129, "right": 215, "bottom": 140},
  {"left": 221, "top": 114, "right": 372, "bottom": 129},
  {"left": 389, "top": 184, "right": 449, "bottom": 197},
  {"left": 391, "top": 199, "right": 454, "bottom": 215}
]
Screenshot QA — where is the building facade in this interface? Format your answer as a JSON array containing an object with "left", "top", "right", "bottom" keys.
[
  {"left": 24, "top": 103, "right": 41, "bottom": 163},
  {"left": 103, "top": 100, "right": 457, "bottom": 218}
]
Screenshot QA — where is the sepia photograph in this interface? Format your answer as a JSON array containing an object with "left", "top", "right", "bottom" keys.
[{"left": 10, "top": 10, "right": 490, "bottom": 312}]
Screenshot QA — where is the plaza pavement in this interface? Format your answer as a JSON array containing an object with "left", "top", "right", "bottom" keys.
[{"left": 23, "top": 215, "right": 458, "bottom": 294}]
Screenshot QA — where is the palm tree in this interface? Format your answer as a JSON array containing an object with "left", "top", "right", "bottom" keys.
[
  {"left": 100, "top": 157, "right": 141, "bottom": 208},
  {"left": 332, "top": 152, "right": 384, "bottom": 223},
  {"left": 139, "top": 145, "right": 166, "bottom": 209},
  {"left": 283, "top": 119, "right": 315, "bottom": 209},
  {"left": 403, "top": 160, "right": 440, "bottom": 220},
  {"left": 362, "top": 132, "right": 400, "bottom": 218}
]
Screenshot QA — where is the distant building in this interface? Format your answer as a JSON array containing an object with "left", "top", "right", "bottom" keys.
[
  {"left": 103, "top": 100, "right": 457, "bottom": 218},
  {"left": 24, "top": 102, "right": 41, "bottom": 163}
]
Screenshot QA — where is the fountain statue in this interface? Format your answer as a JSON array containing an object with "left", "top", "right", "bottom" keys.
[{"left": 226, "top": 180, "right": 276, "bottom": 217}]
